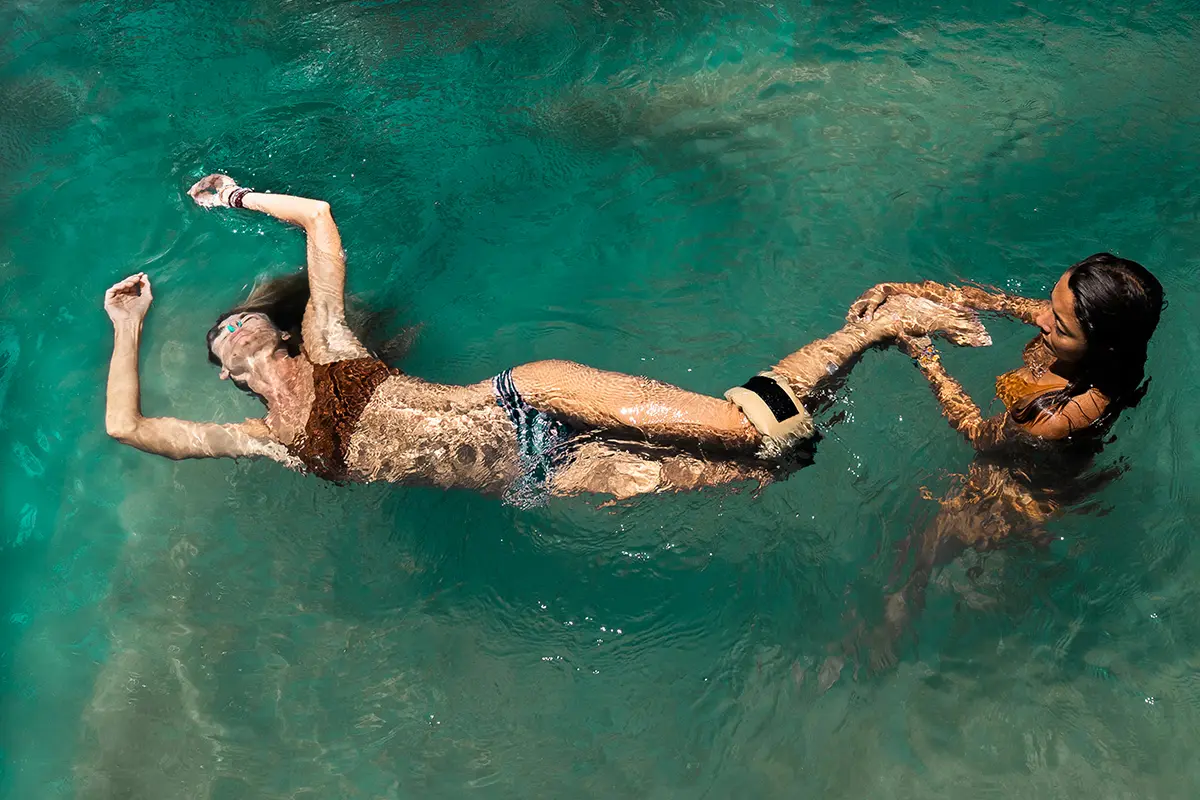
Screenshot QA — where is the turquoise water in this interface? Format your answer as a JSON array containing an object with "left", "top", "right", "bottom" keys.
[{"left": 3, "top": 0, "right": 1200, "bottom": 796}]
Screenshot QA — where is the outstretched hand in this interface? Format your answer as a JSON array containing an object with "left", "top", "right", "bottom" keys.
[
  {"left": 187, "top": 173, "right": 240, "bottom": 208},
  {"left": 104, "top": 273, "right": 153, "bottom": 325}
]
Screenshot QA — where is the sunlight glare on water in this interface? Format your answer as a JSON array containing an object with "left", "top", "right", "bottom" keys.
[{"left": 2, "top": 0, "right": 1200, "bottom": 797}]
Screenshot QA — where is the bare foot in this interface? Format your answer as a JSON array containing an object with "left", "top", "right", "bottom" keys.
[
  {"left": 865, "top": 592, "right": 910, "bottom": 673},
  {"left": 871, "top": 295, "right": 992, "bottom": 348},
  {"left": 866, "top": 628, "right": 900, "bottom": 674},
  {"left": 817, "top": 654, "right": 845, "bottom": 693}
]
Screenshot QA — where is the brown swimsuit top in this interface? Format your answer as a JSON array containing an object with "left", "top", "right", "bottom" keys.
[{"left": 286, "top": 357, "right": 400, "bottom": 482}]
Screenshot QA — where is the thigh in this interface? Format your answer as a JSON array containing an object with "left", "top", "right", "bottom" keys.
[{"left": 509, "top": 359, "right": 758, "bottom": 450}]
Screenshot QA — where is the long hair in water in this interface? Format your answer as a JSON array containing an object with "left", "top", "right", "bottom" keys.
[
  {"left": 1011, "top": 253, "right": 1165, "bottom": 430},
  {"left": 205, "top": 271, "right": 417, "bottom": 398}
]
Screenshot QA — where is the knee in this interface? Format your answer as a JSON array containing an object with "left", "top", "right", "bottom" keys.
[
  {"left": 519, "top": 358, "right": 581, "bottom": 373},
  {"left": 723, "top": 400, "right": 763, "bottom": 443}
]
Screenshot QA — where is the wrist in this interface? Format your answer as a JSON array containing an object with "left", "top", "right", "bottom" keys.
[
  {"left": 227, "top": 187, "right": 254, "bottom": 208},
  {"left": 909, "top": 339, "right": 941, "bottom": 369},
  {"left": 112, "top": 318, "right": 144, "bottom": 336},
  {"left": 912, "top": 280, "right": 952, "bottom": 304},
  {"left": 215, "top": 183, "right": 254, "bottom": 208}
]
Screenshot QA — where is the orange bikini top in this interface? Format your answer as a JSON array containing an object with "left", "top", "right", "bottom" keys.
[
  {"left": 995, "top": 368, "right": 1045, "bottom": 412},
  {"left": 997, "top": 337, "right": 1063, "bottom": 412}
]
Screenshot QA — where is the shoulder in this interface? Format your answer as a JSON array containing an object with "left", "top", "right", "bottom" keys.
[{"left": 1015, "top": 389, "right": 1110, "bottom": 441}]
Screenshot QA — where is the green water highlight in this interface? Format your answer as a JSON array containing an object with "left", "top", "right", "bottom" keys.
[{"left": 3, "top": 0, "right": 1200, "bottom": 796}]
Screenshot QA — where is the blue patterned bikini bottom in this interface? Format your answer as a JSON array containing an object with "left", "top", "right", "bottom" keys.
[{"left": 492, "top": 368, "right": 578, "bottom": 507}]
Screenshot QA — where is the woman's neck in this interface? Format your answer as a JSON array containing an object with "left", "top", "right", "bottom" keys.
[
  {"left": 247, "top": 353, "right": 314, "bottom": 409},
  {"left": 1048, "top": 356, "right": 1085, "bottom": 383}
]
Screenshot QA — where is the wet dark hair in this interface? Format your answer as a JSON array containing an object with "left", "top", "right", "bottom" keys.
[
  {"left": 1011, "top": 253, "right": 1165, "bottom": 431},
  {"left": 205, "top": 271, "right": 415, "bottom": 398}
]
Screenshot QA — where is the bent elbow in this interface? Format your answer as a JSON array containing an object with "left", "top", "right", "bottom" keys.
[
  {"left": 106, "top": 416, "right": 139, "bottom": 444},
  {"left": 307, "top": 201, "right": 332, "bottom": 223},
  {"left": 107, "top": 427, "right": 135, "bottom": 445}
]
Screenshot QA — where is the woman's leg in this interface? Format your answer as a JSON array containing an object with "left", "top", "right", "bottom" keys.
[
  {"left": 509, "top": 294, "right": 989, "bottom": 452},
  {"left": 820, "top": 462, "right": 1049, "bottom": 686},
  {"left": 509, "top": 319, "right": 886, "bottom": 452},
  {"left": 509, "top": 357, "right": 764, "bottom": 451}
]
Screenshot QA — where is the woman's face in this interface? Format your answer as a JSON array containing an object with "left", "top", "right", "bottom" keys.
[
  {"left": 210, "top": 312, "right": 283, "bottom": 380},
  {"left": 1035, "top": 271, "right": 1088, "bottom": 365}
]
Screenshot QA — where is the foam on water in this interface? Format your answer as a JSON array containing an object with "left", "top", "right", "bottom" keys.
[{"left": 3, "top": 0, "right": 1200, "bottom": 797}]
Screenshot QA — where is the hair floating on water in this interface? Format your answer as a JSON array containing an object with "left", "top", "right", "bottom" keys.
[{"left": 205, "top": 270, "right": 417, "bottom": 392}]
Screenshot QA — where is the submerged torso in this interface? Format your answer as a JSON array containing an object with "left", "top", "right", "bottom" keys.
[
  {"left": 347, "top": 372, "right": 521, "bottom": 493},
  {"left": 275, "top": 355, "right": 779, "bottom": 500},
  {"left": 947, "top": 336, "right": 1111, "bottom": 549}
]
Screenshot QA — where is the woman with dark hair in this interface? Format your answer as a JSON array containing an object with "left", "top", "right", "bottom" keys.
[
  {"left": 851, "top": 254, "right": 1165, "bottom": 446},
  {"left": 827, "top": 256, "right": 1165, "bottom": 675},
  {"left": 103, "top": 173, "right": 988, "bottom": 503}
]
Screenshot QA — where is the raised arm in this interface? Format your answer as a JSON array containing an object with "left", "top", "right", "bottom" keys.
[
  {"left": 900, "top": 333, "right": 1110, "bottom": 447},
  {"left": 187, "top": 174, "right": 367, "bottom": 364},
  {"left": 104, "top": 274, "right": 294, "bottom": 463},
  {"left": 851, "top": 280, "right": 1049, "bottom": 326}
]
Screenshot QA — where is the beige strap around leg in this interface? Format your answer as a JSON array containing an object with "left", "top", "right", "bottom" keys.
[{"left": 725, "top": 372, "right": 815, "bottom": 457}]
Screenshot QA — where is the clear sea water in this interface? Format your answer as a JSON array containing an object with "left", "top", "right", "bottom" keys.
[{"left": 3, "top": 0, "right": 1200, "bottom": 797}]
